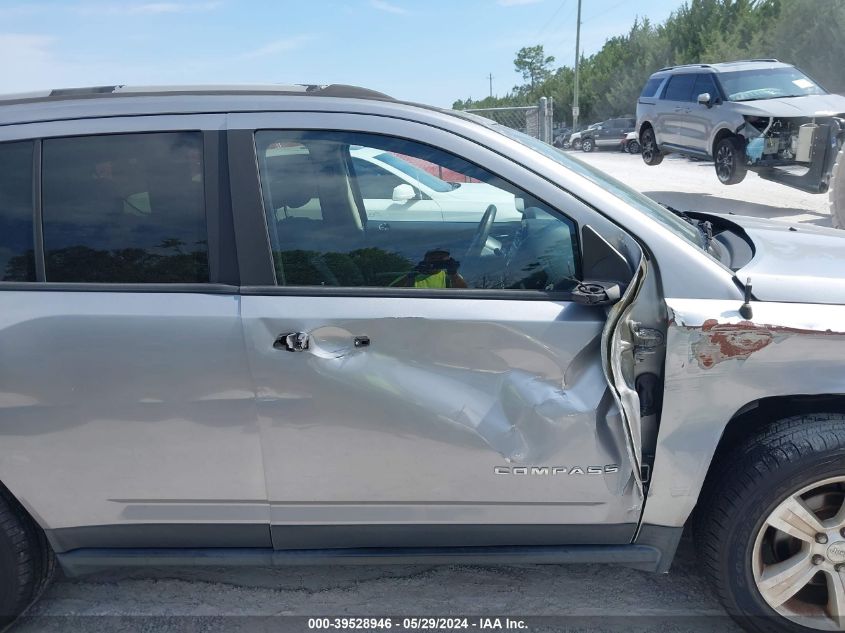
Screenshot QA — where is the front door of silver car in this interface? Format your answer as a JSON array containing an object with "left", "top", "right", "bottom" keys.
[
  {"left": 228, "top": 112, "right": 644, "bottom": 549},
  {"left": 681, "top": 73, "right": 723, "bottom": 154}
]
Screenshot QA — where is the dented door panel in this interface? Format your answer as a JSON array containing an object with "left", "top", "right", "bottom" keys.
[
  {"left": 641, "top": 299, "right": 845, "bottom": 528},
  {"left": 241, "top": 295, "right": 643, "bottom": 544}
]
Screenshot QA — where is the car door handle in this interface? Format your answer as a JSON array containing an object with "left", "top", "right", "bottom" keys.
[{"left": 274, "top": 332, "right": 309, "bottom": 352}]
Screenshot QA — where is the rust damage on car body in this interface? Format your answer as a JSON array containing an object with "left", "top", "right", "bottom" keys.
[{"left": 681, "top": 317, "right": 843, "bottom": 370}]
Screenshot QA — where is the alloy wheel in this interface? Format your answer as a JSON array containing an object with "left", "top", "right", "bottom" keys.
[
  {"left": 752, "top": 476, "right": 845, "bottom": 630},
  {"left": 716, "top": 144, "right": 735, "bottom": 183}
]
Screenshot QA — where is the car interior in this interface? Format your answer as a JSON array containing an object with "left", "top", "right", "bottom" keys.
[{"left": 256, "top": 133, "right": 580, "bottom": 292}]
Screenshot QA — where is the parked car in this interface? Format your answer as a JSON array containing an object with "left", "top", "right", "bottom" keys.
[
  {"left": 567, "top": 123, "right": 599, "bottom": 150},
  {"left": 623, "top": 131, "right": 641, "bottom": 154},
  {"left": 637, "top": 59, "right": 845, "bottom": 227},
  {"left": 1, "top": 84, "right": 844, "bottom": 633},
  {"left": 269, "top": 146, "right": 522, "bottom": 223},
  {"left": 552, "top": 127, "right": 572, "bottom": 148},
  {"left": 579, "top": 117, "right": 637, "bottom": 152}
]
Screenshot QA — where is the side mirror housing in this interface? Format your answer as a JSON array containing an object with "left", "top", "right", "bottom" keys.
[
  {"left": 392, "top": 183, "right": 416, "bottom": 203},
  {"left": 697, "top": 92, "right": 712, "bottom": 107}
]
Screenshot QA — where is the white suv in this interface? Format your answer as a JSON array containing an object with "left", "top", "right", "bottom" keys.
[{"left": 636, "top": 59, "right": 845, "bottom": 225}]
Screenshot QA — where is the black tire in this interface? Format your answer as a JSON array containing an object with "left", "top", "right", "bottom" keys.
[
  {"left": 581, "top": 137, "right": 594, "bottom": 153},
  {"left": 572, "top": 138, "right": 582, "bottom": 151},
  {"left": 0, "top": 486, "right": 55, "bottom": 625},
  {"left": 715, "top": 136, "right": 748, "bottom": 185},
  {"left": 695, "top": 413, "right": 845, "bottom": 633},
  {"left": 640, "top": 127, "right": 663, "bottom": 166},
  {"left": 626, "top": 140, "right": 641, "bottom": 154}
]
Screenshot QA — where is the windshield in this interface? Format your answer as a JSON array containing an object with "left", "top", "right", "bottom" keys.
[
  {"left": 491, "top": 125, "right": 706, "bottom": 248},
  {"left": 719, "top": 67, "right": 826, "bottom": 102},
  {"left": 373, "top": 152, "right": 454, "bottom": 193}
]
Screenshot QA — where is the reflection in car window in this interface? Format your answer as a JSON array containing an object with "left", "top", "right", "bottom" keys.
[
  {"left": 351, "top": 157, "right": 405, "bottom": 199},
  {"left": 490, "top": 124, "right": 705, "bottom": 249},
  {"left": 0, "top": 141, "right": 36, "bottom": 281},
  {"left": 42, "top": 132, "right": 208, "bottom": 283},
  {"left": 255, "top": 130, "right": 581, "bottom": 292},
  {"left": 373, "top": 152, "right": 455, "bottom": 193},
  {"left": 718, "top": 67, "right": 826, "bottom": 101}
]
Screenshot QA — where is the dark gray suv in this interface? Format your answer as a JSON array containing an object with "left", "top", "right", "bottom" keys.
[
  {"left": 579, "top": 117, "right": 636, "bottom": 152},
  {"left": 0, "top": 84, "right": 844, "bottom": 633}
]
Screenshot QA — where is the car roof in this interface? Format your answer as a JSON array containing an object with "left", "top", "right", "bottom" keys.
[
  {"left": 0, "top": 83, "right": 419, "bottom": 127},
  {"left": 652, "top": 59, "right": 792, "bottom": 76}
]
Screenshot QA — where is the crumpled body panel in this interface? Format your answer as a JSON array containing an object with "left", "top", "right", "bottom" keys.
[{"left": 641, "top": 298, "right": 845, "bottom": 528}]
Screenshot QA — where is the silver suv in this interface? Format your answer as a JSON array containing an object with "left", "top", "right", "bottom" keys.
[
  {"left": 636, "top": 60, "right": 845, "bottom": 225},
  {"left": 1, "top": 85, "right": 844, "bottom": 633}
]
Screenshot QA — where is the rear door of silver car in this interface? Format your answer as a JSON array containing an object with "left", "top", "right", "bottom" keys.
[
  {"left": 0, "top": 115, "right": 269, "bottom": 551},
  {"left": 229, "top": 111, "right": 643, "bottom": 549}
]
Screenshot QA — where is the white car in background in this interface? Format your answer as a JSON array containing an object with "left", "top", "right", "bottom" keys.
[{"left": 350, "top": 147, "right": 521, "bottom": 222}]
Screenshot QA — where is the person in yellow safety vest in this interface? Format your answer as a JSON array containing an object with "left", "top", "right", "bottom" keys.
[{"left": 390, "top": 249, "right": 468, "bottom": 289}]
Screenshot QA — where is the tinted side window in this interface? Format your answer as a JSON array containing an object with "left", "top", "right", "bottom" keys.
[
  {"left": 42, "top": 132, "right": 208, "bottom": 283},
  {"left": 693, "top": 73, "right": 720, "bottom": 100},
  {"left": 663, "top": 74, "right": 697, "bottom": 101},
  {"left": 255, "top": 131, "right": 580, "bottom": 292},
  {"left": 0, "top": 141, "right": 35, "bottom": 281},
  {"left": 640, "top": 77, "right": 664, "bottom": 98}
]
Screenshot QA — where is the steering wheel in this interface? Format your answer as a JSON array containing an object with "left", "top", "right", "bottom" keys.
[{"left": 465, "top": 204, "right": 497, "bottom": 259}]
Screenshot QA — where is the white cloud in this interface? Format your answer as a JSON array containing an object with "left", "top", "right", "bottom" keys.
[
  {"left": 239, "top": 35, "right": 313, "bottom": 60},
  {"left": 497, "top": 0, "right": 543, "bottom": 5},
  {"left": 74, "top": 1, "right": 223, "bottom": 16},
  {"left": 127, "top": 1, "right": 222, "bottom": 14},
  {"left": 369, "top": 0, "right": 407, "bottom": 15}
]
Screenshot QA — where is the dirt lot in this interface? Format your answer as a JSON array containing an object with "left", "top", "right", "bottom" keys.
[{"left": 11, "top": 151, "right": 831, "bottom": 633}]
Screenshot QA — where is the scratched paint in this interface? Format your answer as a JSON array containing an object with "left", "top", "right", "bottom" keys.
[{"left": 693, "top": 319, "right": 777, "bottom": 369}]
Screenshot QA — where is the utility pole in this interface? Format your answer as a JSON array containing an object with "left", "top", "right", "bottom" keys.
[
  {"left": 488, "top": 73, "right": 493, "bottom": 98},
  {"left": 573, "top": 0, "right": 582, "bottom": 130}
]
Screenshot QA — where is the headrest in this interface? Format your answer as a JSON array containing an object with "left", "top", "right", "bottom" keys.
[{"left": 266, "top": 154, "right": 318, "bottom": 210}]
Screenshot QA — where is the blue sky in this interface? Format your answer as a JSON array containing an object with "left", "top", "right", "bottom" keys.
[{"left": 0, "top": 0, "right": 687, "bottom": 106}]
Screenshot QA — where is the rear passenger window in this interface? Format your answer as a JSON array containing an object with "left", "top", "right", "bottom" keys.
[
  {"left": 640, "top": 77, "right": 663, "bottom": 98},
  {"left": 663, "top": 74, "right": 697, "bottom": 101},
  {"left": 42, "top": 132, "right": 208, "bottom": 283},
  {"left": 0, "top": 141, "right": 35, "bottom": 282}
]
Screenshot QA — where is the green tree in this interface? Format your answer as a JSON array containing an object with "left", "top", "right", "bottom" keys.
[{"left": 514, "top": 45, "right": 556, "bottom": 90}]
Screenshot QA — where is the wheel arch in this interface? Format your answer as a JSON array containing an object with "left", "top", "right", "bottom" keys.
[
  {"left": 703, "top": 394, "right": 845, "bottom": 489},
  {"left": 710, "top": 126, "right": 742, "bottom": 160}
]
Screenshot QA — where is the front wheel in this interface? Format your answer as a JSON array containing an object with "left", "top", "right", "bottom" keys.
[
  {"left": 581, "top": 137, "right": 594, "bottom": 153},
  {"left": 696, "top": 413, "right": 845, "bottom": 633},
  {"left": 626, "top": 139, "right": 641, "bottom": 154},
  {"left": 715, "top": 137, "right": 748, "bottom": 185},
  {"left": 572, "top": 138, "right": 582, "bottom": 151}
]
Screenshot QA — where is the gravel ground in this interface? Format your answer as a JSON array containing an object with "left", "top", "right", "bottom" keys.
[{"left": 9, "top": 150, "right": 826, "bottom": 633}]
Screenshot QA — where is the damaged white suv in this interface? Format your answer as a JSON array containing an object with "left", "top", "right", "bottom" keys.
[
  {"left": 637, "top": 59, "right": 845, "bottom": 227},
  {"left": 0, "top": 84, "right": 843, "bottom": 633}
]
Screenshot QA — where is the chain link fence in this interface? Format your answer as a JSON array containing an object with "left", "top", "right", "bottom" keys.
[{"left": 461, "top": 97, "right": 554, "bottom": 145}]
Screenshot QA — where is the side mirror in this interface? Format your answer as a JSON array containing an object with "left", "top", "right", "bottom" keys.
[
  {"left": 392, "top": 183, "right": 416, "bottom": 203},
  {"left": 697, "top": 92, "right": 712, "bottom": 108},
  {"left": 572, "top": 225, "right": 632, "bottom": 306}
]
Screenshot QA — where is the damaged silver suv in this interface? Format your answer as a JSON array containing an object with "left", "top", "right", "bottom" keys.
[
  {"left": 637, "top": 59, "right": 845, "bottom": 227},
  {"left": 0, "top": 85, "right": 844, "bottom": 633}
]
